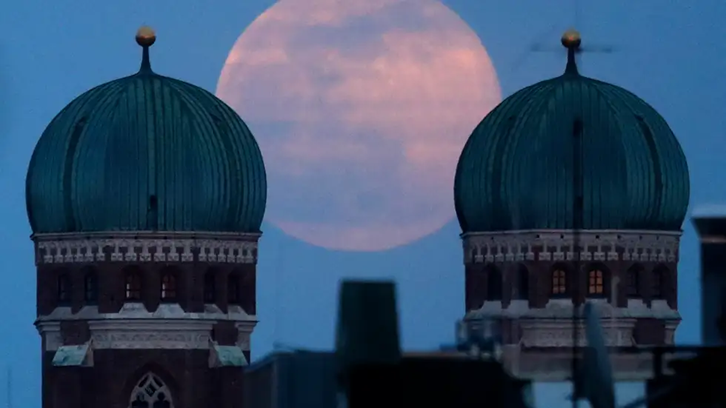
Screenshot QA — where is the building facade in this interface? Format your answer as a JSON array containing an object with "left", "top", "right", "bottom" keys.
[
  {"left": 27, "top": 27, "right": 266, "bottom": 408},
  {"left": 454, "top": 30, "right": 690, "bottom": 380}
]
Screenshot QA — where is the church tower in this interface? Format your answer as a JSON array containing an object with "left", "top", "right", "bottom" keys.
[
  {"left": 27, "top": 28, "right": 267, "bottom": 408},
  {"left": 453, "top": 30, "right": 690, "bottom": 380}
]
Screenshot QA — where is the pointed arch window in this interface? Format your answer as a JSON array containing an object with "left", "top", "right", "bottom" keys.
[
  {"left": 57, "top": 274, "right": 71, "bottom": 305},
  {"left": 84, "top": 272, "right": 98, "bottom": 304},
  {"left": 516, "top": 265, "right": 529, "bottom": 300},
  {"left": 204, "top": 272, "right": 216, "bottom": 303},
  {"left": 486, "top": 267, "right": 503, "bottom": 301},
  {"left": 160, "top": 273, "right": 177, "bottom": 302},
  {"left": 627, "top": 266, "right": 641, "bottom": 298},
  {"left": 652, "top": 267, "right": 666, "bottom": 299},
  {"left": 129, "top": 373, "right": 174, "bottom": 408},
  {"left": 552, "top": 269, "right": 567, "bottom": 296},
  {"left": 588, "top": 269, "right": 605, "bottom": 296},
  {"left": 125, "top": 272, "right": 142, "bottom": 301},
  {"left": 228, "top": 275, "right": 240, "bottom": 305}
]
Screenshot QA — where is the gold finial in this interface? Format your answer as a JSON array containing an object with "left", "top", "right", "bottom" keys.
[
  {"left": 561, "top": 28, "right": 581, "bottom": 49},
  {"left": 135, "top": 26, "right": 156, "bottom": 47}
]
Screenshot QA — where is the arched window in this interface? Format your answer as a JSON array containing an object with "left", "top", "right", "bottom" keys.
[
  {"left": 552, "top": 269, "right": 567, "bottom": 296},
  {"left": 84, "top": 272, "right": 98, "bottom": 304},
  {"left": 626, "top": 265, "right": 642, "bottom": 298},
  {"left": 228, "top": 275, "right": 239, "bottom": 305},
  {"left": 57, "top": 274, "right": 71, "bottom": 305},
  {"left": 203, "top": 272, "right": 216, "bottom": 303},
  {"left": 486, "top": 266, "right": 503, "bottom": 301},
  {"left": 516, "top": 265, "right": 529, "bottom": 300},
  {"left": 652, "top": 266, "right": 667, "bottom": 299},
  {"left": 125, "top": 273, "right": 141, "bottom": 301},
  {"left": 129, "top": 373, "right": 174, "bottom": 408},
  {"left": 160, "top": 273, "right": 177, "bottom": 302},
  {"left": 588, "top": 269, "right": 605, "bottom": 296}
]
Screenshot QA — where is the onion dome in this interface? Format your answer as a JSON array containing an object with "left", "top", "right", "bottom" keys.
[
  {"left": 26, "top": 27, "right": 267, "bottom": 234},
  {"left": 454, "top": 29, "right": 689, "bottom": 233}
]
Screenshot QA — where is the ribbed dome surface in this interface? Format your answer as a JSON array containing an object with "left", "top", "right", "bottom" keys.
[
  {"left": 454, "top": 52, "right": 689, "bottom": 233},
  {"left": 26, "top": 45, "right": 267, "bottom": 234}
]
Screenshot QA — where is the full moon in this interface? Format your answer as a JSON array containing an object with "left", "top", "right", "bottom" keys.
[{"left": 216, "top": 0, "right": 501, "bottom": 251}]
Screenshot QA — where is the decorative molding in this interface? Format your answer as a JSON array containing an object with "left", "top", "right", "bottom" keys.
[
  {"left": 467, "top": 298, "right": 682, "bottom": 320},
  {"left": 36, "top": 304, "right": 258, "bottom": 351},
  {"left": 466, "top": 299, "right": 680, "bottom": 348},
  {"left": 235, "top": 321, "right": 256, "bottom": 351},
  {"left": 462, "top": 229, "right": 681, "bottom": 264},
  {"left": 89, "top": 320, "right": 213, "bottom": 349},
  {"left": 503, "top": 347, "right": 683, "bottom": 381},
  {"left": 32, "top": 231, "right": 260, "bottom": 265},
  {"left": 36, "top": 303, "right": 258, "bottom": 323},
  {"left": 518, "top": 319, "right": 636, "bottom": 347},
  {"left": 665, "top": 320, "right": 679, "bottom": 345},
  {"left": 37, "top": 322, "right": 63, "bottom": 351}
]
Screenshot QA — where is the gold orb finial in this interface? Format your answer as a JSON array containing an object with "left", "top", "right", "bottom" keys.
[
  {"left": 561, "top": 28, "right": 581, "bottom": 49},
  {"left": 136, "top": 26, "right": 156, "bottom": 47}
]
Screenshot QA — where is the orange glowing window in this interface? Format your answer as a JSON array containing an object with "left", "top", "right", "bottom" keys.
[
  {"left": 552, "top": 269, "right": 567, "bottom": 295},
  {"left": 588, "top": 270, "right": 604, "bottom": 295}
]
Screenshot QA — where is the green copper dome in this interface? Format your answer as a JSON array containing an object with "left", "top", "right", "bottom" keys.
[
  {"left": 454, "top": 37, "right": 689, "bottom": 233},
  {"left": 26, "top": 33, "right": 267, "bottom": 234}
]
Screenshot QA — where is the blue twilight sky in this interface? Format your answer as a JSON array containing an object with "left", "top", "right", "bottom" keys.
[{"left": 1, "top": 1, "right": 725, "bottom": 407}]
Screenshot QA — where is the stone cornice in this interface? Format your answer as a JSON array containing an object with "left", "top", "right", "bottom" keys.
[
  {"left": 32, "top": 231, "right": 261, "bottom": 265},
  {"left": 502, "top": 346, "right": 692, "bottom": 381},
  {"left": 519, "top": 319, "right": 637, "bottom": 347},
  {"left": 35, "top": 303, "right": 258, "bottom": 323},
  {"left": 465, "top": 299, "right": 680, "bottom": 348},
  {"left": 461, "top": 229, "right": 682, "bottom": 264},
  {"left": 89, "top": 320, "right": 213, "bottom": 350},
  {"left": 466, "top": 299, "right": 681, "bottom": 320},
  {"left": 36, "top": 304, "right": 258, "bottom": 351}
]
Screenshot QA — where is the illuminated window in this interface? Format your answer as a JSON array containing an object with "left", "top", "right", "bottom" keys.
[
  {"left": 552, "top": 269, "right": 567, "bottom": 295},
  {"left": 160, "top": 273, "right": 177, "bottom": 302},
  {"left": 57, "top": 274, "right": 71, "bottom": 305},
  {"left": 125, "top": 273, "right": 141, "bottom": 300},
  {"left": 588, "top": 269, "right": 604, "bottom": 295}
]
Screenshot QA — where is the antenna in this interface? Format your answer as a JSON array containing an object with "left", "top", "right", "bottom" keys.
[
  {"left": 511, "top": 1, "right": 615, "bottom": 74},
  {"left": 571, "top": 117, "right": 584, "bottom": 408},
  {"left": 573, "top": 213, "right": 726, "bottom": 408},
  {"left": 580, "top": 302, "right": 616, "bottom": 408},
  {"left": 610, "top": 277, "right": 620, "bottom": 339},
  {"left": 6, "top": 366, "right": 11, "bottom": 408},
  {"left": 272, "top": 241, "right": 284, "bottom": 351}
]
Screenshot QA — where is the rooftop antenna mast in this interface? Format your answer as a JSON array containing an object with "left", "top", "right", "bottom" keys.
[
  {"left": 6, "top": 366, "right": 11, "bottom": 408},
  {"left": 272, "top": 241, "right": 284, "bottom": 351},
  {"left": 511, "top": 0, "right": 614, "bottom": 75},
  {"left": 570, "top": 4, "right": 583, "bottom": 408},
  {"left": 571, "top": 111, "right": 584, "bottom": 408}
]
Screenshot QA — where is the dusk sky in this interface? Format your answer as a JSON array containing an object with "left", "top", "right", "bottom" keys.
[{"left": 1, "top": 1, "right": 725, "bottom": 407}]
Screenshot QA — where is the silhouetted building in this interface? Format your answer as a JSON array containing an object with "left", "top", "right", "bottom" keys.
[
  {"left": 244, "top": 351, "right": 338, "bottom": 408},
  {"left": 693, "top": 213, "right": 726, "bottom": 346},
  {"left": 454, "top": 30, "right": 690, "bottom": 380},
  {"left": 27, "top": 27, "right": 266, "bottom": 408},
  {"left": 244, "top": 350, "right": 534, "bottom": 408}
]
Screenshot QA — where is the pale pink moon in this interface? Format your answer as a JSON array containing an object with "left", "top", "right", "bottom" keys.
[{"left": 216, "top": 0, "right": 501, "bottom": 252}]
